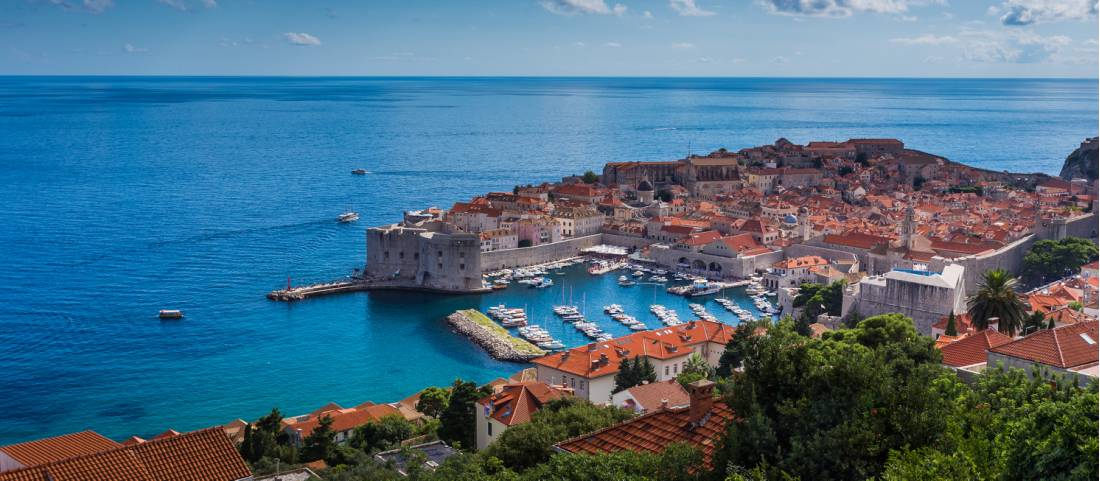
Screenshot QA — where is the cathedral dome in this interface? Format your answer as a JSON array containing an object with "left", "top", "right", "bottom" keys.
[{"left": 637, "top": 179, "right": 654, "bottom": 192}]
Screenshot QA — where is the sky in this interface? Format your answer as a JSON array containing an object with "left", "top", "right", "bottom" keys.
[{"left": 2, "top": 0, "right": 1098, "bottom": 76}]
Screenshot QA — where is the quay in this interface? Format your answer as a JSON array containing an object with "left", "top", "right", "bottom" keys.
[{"left": 266, "top": 278, "right": 491, "bottom": 302}]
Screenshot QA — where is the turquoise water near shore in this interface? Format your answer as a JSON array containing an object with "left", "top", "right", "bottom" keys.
[{"left": 0, "top": 77, "right": 1095, "bottom": 444}]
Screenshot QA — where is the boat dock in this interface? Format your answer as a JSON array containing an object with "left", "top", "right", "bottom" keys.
[{"left": 267, "top": 278, "right": 491, "bottom": 301}]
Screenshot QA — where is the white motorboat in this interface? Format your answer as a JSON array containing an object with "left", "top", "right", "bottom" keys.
[{"left": 338, "top": 212, "right": 359, "bottom": 223}]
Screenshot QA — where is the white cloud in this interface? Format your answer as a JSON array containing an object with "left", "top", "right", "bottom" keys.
[
  {"left": 83, "top": 0, "right": 113, "bottom": 13},
  {"left": 757, "top": 0, "right": 943, "bottom": 18},
  {"left": 890, "top": 34, "right": 957, "bottom": 45},
  {"left": 540, "top": 0, "right": 627, "bottom": 16},
  {"left": 156, "top": 0, "right": 217, "bottom": 11},
  {"left": 670, "top": 0, "right": 715, "bottom": 16},
  {"left": 772, "top": 55, "right": 790, "bottom": 63},
  {"left": 284, "top": 32, "right": 321, "bottom": 46},
  {"left": 992, "top": 0, "right": 1097, "bottom": 26},
  {"left": 604, "top": 41, "right": 622, "bottom": 47},
  {"left": 696, "top": 56, "right": 713, "bottom": 63},
  {"left": 122, "top": 43, "right": 147, "bottom": 53},
  {"left": 672, "top": 42, "right": 695, "bottom": 48},
  {"left": 959, "top": 28, "right": 1072, "bottom": 63},
  {"left": 573, "top": 41, "right": 587, "bottom": 47},
  {"left": 643, "top": 10, "right": 654, "bottom": 18}
]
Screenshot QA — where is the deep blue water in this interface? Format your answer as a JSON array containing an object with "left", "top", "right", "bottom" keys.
[{"left": 0, "top": 77, "right": 1095, "bottom": 444}]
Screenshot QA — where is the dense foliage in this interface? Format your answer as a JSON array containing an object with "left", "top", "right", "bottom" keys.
[
  {"left": 1022, "top": 237, "right": 1098, "bottom": 285},
  {"left": 438, "top": 379, "right": 492, "bottom": 450}
]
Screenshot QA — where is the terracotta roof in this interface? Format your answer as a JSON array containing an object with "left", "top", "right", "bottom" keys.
[
  {"left": 0, "top": 430, "right": 121, "bottom": 469},
  {"left": 555, "top": 402, "right": 734, "bottom": 469},
  {"left": 990, "top": 321, "right": 1099, "bottom": 369},
  {"left": 284, "top": 402, "right": 402, "bottom": 438},
  {"left": 532, "top": 320, "right": 736, "bottom": 379},
  {"left": 0, "top": 428, "right": 250, "bottom": 481},
  {"left": 939, "top": 329, "right": 1013, "bottom": 367},
  {"left": 773, "top": 255, "right": 828, "bottom": 270},
  {"left": 478, "top": 382, "right": 571, "bottom": 426},
  {"left": 620, "top": 380, "right": 690, "bottom": 411}
]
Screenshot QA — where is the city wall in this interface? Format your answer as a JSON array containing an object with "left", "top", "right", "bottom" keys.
[
  {"left": 600, "top": 232, "right": 654, "bottom": 249},
  {"left": 480, "top": 234, "right": 602, "bottom": 271}
]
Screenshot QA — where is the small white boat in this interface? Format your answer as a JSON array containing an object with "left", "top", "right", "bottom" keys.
[
  {"left": 158, "top": 309, "right": 183, "bottom": 319},
  {"left": 352, "top": 169, "right": 369, "bottom": 175},
  {"left": 338, "top": 212, "right": 359, "bottom": 223}
]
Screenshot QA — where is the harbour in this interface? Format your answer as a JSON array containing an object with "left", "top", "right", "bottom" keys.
[{"left": 1, "top": 76, "right": 1094, "bottom": 446}]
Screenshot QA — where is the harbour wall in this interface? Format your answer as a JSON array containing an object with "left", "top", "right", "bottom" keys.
[{"left": 481, "top": 234, "right": 602, "bottom": 271}]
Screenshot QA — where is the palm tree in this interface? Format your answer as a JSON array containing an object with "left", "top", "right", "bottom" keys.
[{"left": 967, "top": 269, "right": 1029, "bottom": 337}]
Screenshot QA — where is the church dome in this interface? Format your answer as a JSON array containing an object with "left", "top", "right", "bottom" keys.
[
  {"left": 637, "top": 179, "right": 654, "bottom": 192},
  {"left": 783, "top": 214, "right": 798, "bottom": 225}
]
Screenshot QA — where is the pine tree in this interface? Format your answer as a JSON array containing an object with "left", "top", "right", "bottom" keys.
[
  {"left": 944, "top": 312, "right": 958, "bottom": 336},
  {"left": 301, "top": 415, "right": 335, "bottom": 462},
  {"left": 639, "top": 357, "right": 657, "bottom": 383},
  {"left": 612, "top": 357, "right": 637, "bottom": 394}
]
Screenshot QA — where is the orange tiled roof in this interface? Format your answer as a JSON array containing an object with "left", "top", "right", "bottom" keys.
[
  {"left": 990, "top": 321, "right": 1099, "bottom": 369},
  {"left": 478, "top": 382, "right": 571, "bottom": 426},
  {"left": 0, "top": 428, "right": 250, "bottom": 481},
  {"left": 284, "top": 402, "right": 402, "bottom": 438},
  {"left": 555, "top": 402, "right": 735, "bottom": 469},
  {"left": 773, "top": 255, "right": 827, "bottom": 270},
  {"left": 823, "top": 232, "right": 890, "bottom": 250},
  {"left": 531, "top": 320, "right": 735, "bottom": 379},
  {"left": 939, "top": 329, "right": 1013, "bottom": 367},
  {"left": 620, "top": 380, "right": 690, "bottom": 411},
  {"left": 0, "top": 430, "right": 121, "bottom": 469}
]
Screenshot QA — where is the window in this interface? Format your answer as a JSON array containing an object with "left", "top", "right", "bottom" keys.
[
  {"left": 399, "top": 251, "right": 404, "bottom": 259},
  {"left": 664, "top": 366, "right": 669, "bottom": 376},
  {"left": 384, "top": 251, "right": 390, "bottom": 259},
  {"left": 487, "top": 422, "right": 492, "bottom": 436},
  {"left": 460, "top": 251, "right": 465, "bottom": 258},
  {"left": 570, "top": 378, "right": 576, "bottom": 388},
  {"left": 673, "top": 364, "right": 678, "bottom": 374},
  {"left": 580, "top": 380, "right": 585, "bottom": 390},
  {"left": 414, "top": 253, "right": 419, "bottom": 260},
  {"left": 459, "top": 263, "right": 465, "bottom": 270}
]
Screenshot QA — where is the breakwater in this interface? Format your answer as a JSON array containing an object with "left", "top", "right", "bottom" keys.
[{"left": 446, "top": 310, "right": 545, "bottom": 362}]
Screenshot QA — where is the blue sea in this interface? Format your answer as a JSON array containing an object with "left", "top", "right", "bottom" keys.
[{"left": 0, "top": 77, "right": 1095, "bottom": 444}]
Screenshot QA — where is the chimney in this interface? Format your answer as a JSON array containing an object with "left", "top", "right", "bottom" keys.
[
  {"left": 686, "top": 379, "right": 716, "bottom": 423},
  {"left": 659, "top": 399, "right": 669, "bottom": 410}
]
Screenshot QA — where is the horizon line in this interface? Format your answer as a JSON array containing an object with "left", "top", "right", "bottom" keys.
[{"left": 1, "top": 74, "right": 1098, "bottom": 81}]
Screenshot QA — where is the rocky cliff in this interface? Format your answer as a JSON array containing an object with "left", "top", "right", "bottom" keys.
[{"left": 1059, "top": 137, "right": 1098, "bottom": 181}]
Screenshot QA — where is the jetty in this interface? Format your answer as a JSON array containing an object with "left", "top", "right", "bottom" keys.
[
  {"left": 446, "top": 309, "right": 545, "bottom": 362},
  {"left": 267, "top": 277, "right": 491, "bottom": 302}
]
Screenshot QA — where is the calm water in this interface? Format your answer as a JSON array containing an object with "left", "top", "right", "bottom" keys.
[{"left": 0, "top": 77, "right": 1095, "bottom": 444}]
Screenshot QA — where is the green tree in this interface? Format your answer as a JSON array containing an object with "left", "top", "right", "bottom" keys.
[
  {"left": 438, "top": 378, "right": 490, "bottom": 450},
  {"left": 1022, "top": 237, "right": 1099, "bottom": 284},
  {"left": 240, "top": 408, "right": 285, "bottom": 464},
  {"left": 712, "top": 315, "right": 953, "bottom": 481},
  {"left": 944, "top": 312, "right": 958, "bottom": 337},
  {"left": 1069, "top": 300, "right": 1084, "bottom": 311},
  {"left": 613, "top": 356, "right": 640, "bottom": 394},
  {"left": 485, "top": 397, "right": 634, "bottom": 471},
  {"left": 301, "top": 415, "right": 336, "bottom": 463},
  {"left": 1023, "top": 310, "right": 1047, "bottom": 335},
  {"left": 582, "top": 170, "right": 600, "bottom": 184},
  {"left": 716, "top": 320, "right": 758, "bottom": 377},
  {"left": 793, "top": 280, "right": 845, "bottom": 324},
  {"left": 638, "top": 357, "right": 657, "bottom": 384},
  {"left": 416, "top": 386, "right": 451, "bottom": 418},
  {"left": 351, "top": 415, "right": 414, "bottom": 453},
  {"left": 967, "top": 268, "right": 1029, "bottom": 337}
]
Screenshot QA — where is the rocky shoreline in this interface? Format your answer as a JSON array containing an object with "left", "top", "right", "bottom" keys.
[{"left": 446, "top": 311, "right": 545, "bottom": 362}]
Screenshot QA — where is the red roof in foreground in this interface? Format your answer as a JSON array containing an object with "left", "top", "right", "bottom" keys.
[
  {"left": 0, "top": 428, "right": 250, "bottom": 481},
  {"left": 939, "top": 329, "right": 1013, "bottom": 367},
  {"left": 555, "top": 402, "right": 735, "bottom": 469},
  {"left": 0, "top": 430, "right": 121, "bottom": 469},
  {"left": 990, "top": 321, "right": 1099, "bottom": 369}
]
